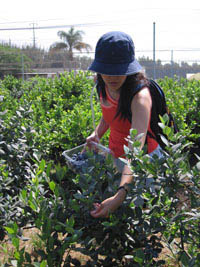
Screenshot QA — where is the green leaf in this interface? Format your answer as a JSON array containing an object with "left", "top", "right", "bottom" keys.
[
  {"left": 54, "top": 186, "right": 59, "bottom": 198},
  {"left": 28, "top": 200, "right": 37, "bottom": 211},
  {"left": 69, "top": 199, "right": 80, "bottom": 212},
  {"left": 158, "top": 122, "right": 165, "bottom": 130},
  {"left": 135, "top": 133, "right": 145, "bottom": 141},
  {"left": 123, "top": 145, "right": 129, "bottom": 155},
  {"left": 171, "top": 143, "right": 182, "bottom": 151},
  {"left": 160, "top": 135, "right": 169, "bottom": 147},
  {"left": 66, "top": 215, "right": 75, "bottom": 229},
  {"left": 46, "top": 163, "right": 51, "bottom": 177},
  {"left": 159, "top": 113, "right": 169, "bottom": 124},
  {"left": 33, "top": 151, "right": 42, "bottom": 161},
  {"left": 4, "top": 226, "right": 15, "bottom": 234},
  {"left": 133, "top": 140, "right": 142, "bottom": 148},
  {"left": 21, "top": 189, "right": 27, "bottom": 200},
  {"left": 135, "top": 249, "right": 145, "bottom": 263},
  {"left": 136, "top": 249, "right": 144, "bottom": 259},
  {"left": 14, "top": 251, "right": 20, "bottom": 260},
  {"left": 12, "top": 237, "right": 19, "bottom": 249},
  {"left": 55, "top": 225, "right": 62, "bottom": 231},
  {"left": 134, "top": 256, "right": 143, "bottom": 264},
  {"left": 180, "top": 251, "right": 190, "bottom": 266},
  {"left": 48, "top": 236, "right": 54, "bottom": 250},
  {"left": 49, "top": 181, "right": 55, "bottom": 192},
  {"left": 163, "top": 126, "right": 172, "bottom": 136},
  {"left": 25, "top": 252, "right": 32, "bottom": 263},
  {"left": 0, "top": 149, "right": 5, "bottom": 155},
  {"left": 73, "top": 192, "right": 84, "bottom": 200},
  {"left": 39, "top": 159, "right": 46, "bottom": 171},
  {"left": 130, "top": 128, "right": 138, "bottom": 138},
  {"left": 40, "top": 260, "right": 47, "bottom": 267},
  {"left": 196, "top": 162, "right": 200, "bottom": 170},
  {"left": 102, "top": 221, "right": 112, "bottom": 227},
  {"left": 13, "top": 222, "right": 18, "bottom": 233}
]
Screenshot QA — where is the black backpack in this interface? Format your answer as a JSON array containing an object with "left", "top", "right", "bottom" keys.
[
  {"left": 131, "top": 79, "right": 179, "bottom": 151},
  {"left": 147, "top": 80, "right": 200, "bottom": 166},
  {"left": 148, "top": 79, "right": 178, "bottom": 150}
]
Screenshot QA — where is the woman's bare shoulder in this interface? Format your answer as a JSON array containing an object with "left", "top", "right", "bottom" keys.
[{"left": 132, "top": 86, "right": 151, "bottom": 103}]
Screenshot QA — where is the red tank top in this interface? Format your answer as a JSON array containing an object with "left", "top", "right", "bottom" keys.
[{"left": 100, "top": 87, "right": 158, "bottom": 158}]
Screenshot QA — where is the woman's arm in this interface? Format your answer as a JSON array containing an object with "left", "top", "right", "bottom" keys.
[
  {"left": 90, "top": 87, "right": 152, "bottom": 218},
  {"left": 95, "top": 116, "right": 110, "bottom": 139},
  {"left": 114, "top": 86, "right": 152, "bottom": 191},
  {"left": 118, "top": 86, "right": 152, "bottom": 186},
  {"left": 130, "top": 86, "right": 152, "bottom": 148},
  {"left": 86, "top": 116, "right": 109, "bottom": 144}
]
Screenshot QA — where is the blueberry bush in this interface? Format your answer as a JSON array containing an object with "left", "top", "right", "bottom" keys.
[{"left": 0, "top": 73, "right": 200, "bottom": 266}]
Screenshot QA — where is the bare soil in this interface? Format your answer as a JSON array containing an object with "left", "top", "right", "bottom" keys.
[{"left": 0, "top": 227, "right": 181, "bottom": 266}]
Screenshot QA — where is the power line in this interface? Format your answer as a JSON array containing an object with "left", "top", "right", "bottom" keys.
[
  {"left": 1, "top": 7, "right": 200, "bottom": 25},
  {"left": 0, "top": 18, "right": 69, "bottom": 25},
  {"left": 0, "top": 21, "right": 107, "bottom": 31}
]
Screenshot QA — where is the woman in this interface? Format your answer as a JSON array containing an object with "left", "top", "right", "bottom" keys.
[{"left": 87, "top": 31, "right": 163, "bottom": 218}]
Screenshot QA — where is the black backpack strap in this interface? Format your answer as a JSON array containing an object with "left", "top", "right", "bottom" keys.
[
  {"left": 131, "top": 83, "right": 147, "bottom": 95},
  {"left": 149, "top": 79, "right": 165, "bottom": 99}
]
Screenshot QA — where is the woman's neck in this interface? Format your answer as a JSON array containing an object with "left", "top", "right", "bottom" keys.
[{"left": 107, "top": 87, "right": 120, "bottom": 100}]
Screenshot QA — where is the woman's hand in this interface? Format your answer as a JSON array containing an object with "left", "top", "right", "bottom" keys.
[
  {"left": 86, "top": 117, "right": 109, "bottom": 149},
  {"left": 90, "top": 190, "right": 126, "bottom": 218},
  {"left": 86, "top": 131, "right": 100, "bottom": 151},
  {"left": 86, "top": 131, "right": 99, "bottom": 145}
]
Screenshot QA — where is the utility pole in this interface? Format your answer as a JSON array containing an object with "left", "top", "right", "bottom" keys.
[
  {"left": 153, "top": 22, "right": 156, "bottom": 80},
  {"left": 21, "top": 53, "right": 24, "bottom": 81},
  {"left": 30, "top": 23, "right": 37, "bottom": 48},
  {"left": 171, "top": 50, "right": 174, "bottom": 78}
]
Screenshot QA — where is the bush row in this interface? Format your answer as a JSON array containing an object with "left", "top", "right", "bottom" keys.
[{"left": 0, "top": 73, "right": 200, "bottom": 266}]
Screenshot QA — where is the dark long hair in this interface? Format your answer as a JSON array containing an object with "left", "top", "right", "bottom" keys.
[{"left": 96, "top": 72, "right": 150, "bottom": 122}]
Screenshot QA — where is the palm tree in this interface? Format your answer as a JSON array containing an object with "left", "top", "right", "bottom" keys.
[{"left": 50, "top": 27, "right": 92, "bottom": 61}]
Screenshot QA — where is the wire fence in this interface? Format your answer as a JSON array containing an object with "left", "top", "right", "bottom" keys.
[{"left": 0, "top": 49, "right": 200, "bottom": 80}]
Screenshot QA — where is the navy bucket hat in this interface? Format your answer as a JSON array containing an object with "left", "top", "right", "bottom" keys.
[{"left": 88, "top": 31, "right": 142, "bottom": 76}]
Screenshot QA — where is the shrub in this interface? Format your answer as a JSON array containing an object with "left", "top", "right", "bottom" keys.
[{"left": 1, "top": 73, "right": 200, "bottom": 266}]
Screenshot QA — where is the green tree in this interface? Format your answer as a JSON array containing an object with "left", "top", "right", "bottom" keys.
[
  {"left": 0, "top": 44, "right": 31, "bottom": 78},
  {"left": 50, "top": 27, "right": 92, "bottom": 61}
]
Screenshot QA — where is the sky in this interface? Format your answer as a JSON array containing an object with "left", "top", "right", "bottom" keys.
[{"left": 0, "top": 0, "right": 200, "bottom": 63}]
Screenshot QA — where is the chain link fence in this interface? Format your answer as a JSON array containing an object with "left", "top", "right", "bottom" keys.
[{"left": 0, "top": 49, "right": 200, "bottom": 80}]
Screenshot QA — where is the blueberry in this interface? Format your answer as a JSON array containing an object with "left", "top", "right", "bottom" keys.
[{"left": 152, "top": 251, "right": 158, "bottom": 258}]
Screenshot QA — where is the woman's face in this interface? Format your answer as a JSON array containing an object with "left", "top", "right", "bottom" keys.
[{"left": 101, "top": 74, "right": 127, "bottom": 91}]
